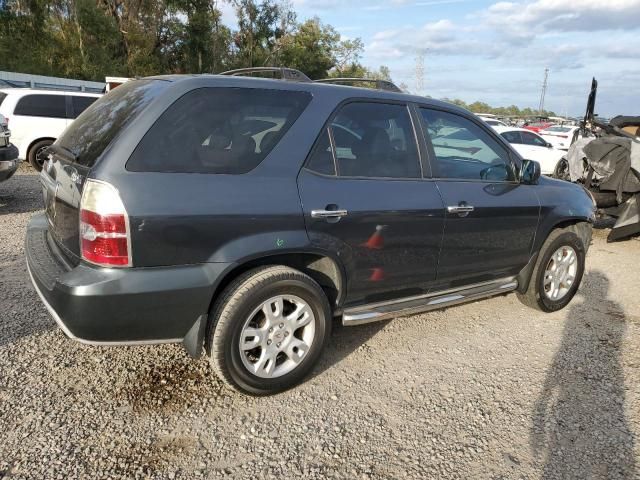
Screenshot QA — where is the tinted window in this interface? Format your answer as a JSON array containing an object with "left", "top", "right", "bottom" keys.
[
  {"left": 501, "top": 131, "right": 523, "bottom": 144},
  {"left": 330, "top": 102, "right": 420, "bottom": 178},
  {"left": 306, "top": 128, "right": 335, "bottom": 176},
  {"left": 58, "top": 80, "right": 168, "bottom": 167},
  {"left": 420, "top": 108, "right": 515, "bottom": 181},
  {"left": 521, "top": 131, "right": 547, "bottom": 147},
  {"left": 14, "top": 94, "right": 66, "bottom": 118},
  {"left": 128, "top": 88, "right": 311, "bottom": 174},
  {"left": 0, "top": 92, "right": 6, "bottom": 107},
  {"left": 71, "top": 96, "right": 98, "bottom": 118}
]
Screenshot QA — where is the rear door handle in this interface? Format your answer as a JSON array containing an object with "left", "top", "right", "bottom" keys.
[
  {"left": 447, "top": 204, "right": 475, "bottom": 217},
  {"left": 311, "top": 209, "right": 348, "bottom": 219}
]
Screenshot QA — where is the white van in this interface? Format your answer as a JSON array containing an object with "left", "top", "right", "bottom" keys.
[{"left": 0, "top": 89, "right": 101, "bottom": 170}]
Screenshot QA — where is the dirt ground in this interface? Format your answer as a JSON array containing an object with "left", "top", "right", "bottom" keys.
[{"left": 1, "top": 165, "right": 639, "bottom": 479}]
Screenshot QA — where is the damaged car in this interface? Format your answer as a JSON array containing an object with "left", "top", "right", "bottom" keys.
[
  {"left": 562, "top": 78, "right": 640, "bottom": 241},
  {"left": 0, "top": 113, "right": 19, "bottom": 183}
]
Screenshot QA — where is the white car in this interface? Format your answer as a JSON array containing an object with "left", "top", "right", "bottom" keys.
[
  {"left": 493, "top": 126, "right": 565, "bottom": 176},
  {"left": 482, "top": 118, "right": 507, "bottom": 128},
  {"left": 0, "top": 89, "right": 101, "bottom": 170},
  {"left": 539, "top": 125, "right": 580, "bottom": 150}
]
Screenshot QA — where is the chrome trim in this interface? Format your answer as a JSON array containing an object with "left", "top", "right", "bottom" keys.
[
  {"left": 311, "top": 209, "right": 348, "bottom": 219},
  {"left": 27, "top": 260, "right": 182, "bottom": 347},
  {"left": 342, "top": 276, "right": 518, "bottom": 326},
  {"left": 447, "top": 205, "right": 475, "bottom": 214}
]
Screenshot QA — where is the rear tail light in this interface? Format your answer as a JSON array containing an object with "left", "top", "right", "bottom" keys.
[{"left": 79, "top": 179, "right": 131, "bottom": 267}]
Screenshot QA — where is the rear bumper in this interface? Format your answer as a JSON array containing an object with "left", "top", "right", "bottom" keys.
[
  {"left": 0, "top": 145, "right": 19, "bottom": 182},
  {"left": 26, "top": 213, "right": 229, "bottom": 345}
]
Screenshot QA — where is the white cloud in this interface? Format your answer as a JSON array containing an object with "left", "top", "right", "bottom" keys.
[{"left": 484, "top": 0, "right": 640, "bottom": 43}]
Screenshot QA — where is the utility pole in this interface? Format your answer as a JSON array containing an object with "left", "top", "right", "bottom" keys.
[
  {"left": 538, "top": 67, "right": 549, "bottom": 114},
  {"left": 415, "top": 51, "right": 425, "bottom": 96}
]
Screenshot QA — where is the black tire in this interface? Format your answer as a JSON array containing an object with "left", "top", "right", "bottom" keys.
[
  {"left": 28, "top": 139, "right": 54, "bottom": 171},
  {"left": 208, "top": 266, "right": 331, "bottom": 395},
  {"left": 517, "top": 229, "right": 586, "bottom": 312},
  {"left": 553, "top": 157, "right": 570, "bottom": 181}
]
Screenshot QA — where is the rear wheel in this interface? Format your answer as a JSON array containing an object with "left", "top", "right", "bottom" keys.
[
  {"left": 517, "top": 229, "right": 586, "bottom": 312},
  {"left": 28, "top": 139, "right": 54, "bottom": 171},
  {"left": 208, "top": 266, "right": 331, "bottom": 395}
]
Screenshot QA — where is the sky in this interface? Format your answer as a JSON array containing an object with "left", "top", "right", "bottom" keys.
[{"left": 220, "top": 0, "right": 640, "bottom": 118}]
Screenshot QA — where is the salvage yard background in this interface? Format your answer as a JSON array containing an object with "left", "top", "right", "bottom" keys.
[{"left": 1, "top": 165, "right": 639, "bottom": 479}]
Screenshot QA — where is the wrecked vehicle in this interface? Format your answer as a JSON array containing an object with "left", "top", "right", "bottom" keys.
[{"left": 562, "top": 79, "right": 640, "bottom": 241}]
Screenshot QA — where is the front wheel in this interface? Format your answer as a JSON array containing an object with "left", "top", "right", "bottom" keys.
[
  {"left": 208, "top": 266, "right": 331, "bottom": 395},
  {"left": 517, "top": 229, "right": 586, "bottom": 312},
  {"left": 553, "top": 157, "right": 570, "bottom": 180}
]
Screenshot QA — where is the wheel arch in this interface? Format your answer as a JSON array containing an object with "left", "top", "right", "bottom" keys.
[
  {"left": 208, "top": 250, "right": 347, "bottom": 316},
  {"left": 26, "top": 137, "right": 56, "bottom": 159},
  {"left": 517, "top": 218, "right": 592, "bottom": 293}
]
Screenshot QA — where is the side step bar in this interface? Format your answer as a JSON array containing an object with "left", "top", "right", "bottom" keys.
[{"left": 342, "top": 277, "right": 518, "bottom": 326}]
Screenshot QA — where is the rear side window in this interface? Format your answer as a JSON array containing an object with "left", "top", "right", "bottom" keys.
[
  {"left": 57, "top": 80, "right": 168, "bottom": 167},
  {"left": 71, "top": 96, "right": 98, "bottom": 118},
  {"left": 329, "top": 102, "right": 420, "bottom": 178},
  {"left": 0, "top": 92, "right": 6, "bottom": 107},
  {"left": 127, "top": 87, "right": 311, "bottom": 174},
  {"left": 14, "top": 94, "right": 66, "bottom": 118}
]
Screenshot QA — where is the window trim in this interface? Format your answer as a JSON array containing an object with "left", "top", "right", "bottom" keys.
[
  {"left": 302, "top": 97, "right": 425, "bottom": 181},
  {"left": 416, "top": 105, "right": 522, "bottom": 184}
]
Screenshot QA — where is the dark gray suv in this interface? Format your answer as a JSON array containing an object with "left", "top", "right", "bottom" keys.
[{"left": 26, "top": 71, "right": 596, "bottom": 395}]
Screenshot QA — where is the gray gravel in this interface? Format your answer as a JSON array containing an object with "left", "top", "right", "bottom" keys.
[{"left": 1, "top": 164, "right": 639, "bottom": 479}]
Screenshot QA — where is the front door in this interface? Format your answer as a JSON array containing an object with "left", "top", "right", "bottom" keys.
[
  {"left": 298, "top": 101, "right": 445, "bottom": 307},
  {"left": 418, "top": 107, "right": 540, "bottom": 288}
]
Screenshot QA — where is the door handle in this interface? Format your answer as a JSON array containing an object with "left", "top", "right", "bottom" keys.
[
  {"left": 447, "top": 204, "right": 475, "bottom": 217},
  {"left": 311, "top": 209, "right": 348, "bottom": 219}
]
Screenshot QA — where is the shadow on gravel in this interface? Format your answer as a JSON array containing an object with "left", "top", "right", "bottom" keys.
[
  {"left": 0, "top": 169, "right": 43, "bottom": 216},
  {"left": 531, "top": 271, "right": 636, "bottom": 479},
  {"left": 310, "top": 318, "right": 389, "bottom": 380}
]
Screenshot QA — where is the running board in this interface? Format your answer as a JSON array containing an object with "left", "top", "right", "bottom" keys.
[{"left": 342, "top": 277, "right": 518, "bottom": 326}]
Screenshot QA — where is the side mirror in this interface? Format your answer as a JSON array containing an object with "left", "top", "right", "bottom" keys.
[
  {"left": 521, "top": 159, "right": 541, "bottom": 184},
  {"left": 546, "top": 142, "right": 553, "bottom": 148}
]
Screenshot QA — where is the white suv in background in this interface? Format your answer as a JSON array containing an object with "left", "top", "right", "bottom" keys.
[{"left": 0, "top": 89, "right": 101, "bottom": 170}]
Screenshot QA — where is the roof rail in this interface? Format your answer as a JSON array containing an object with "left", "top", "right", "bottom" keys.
[
  {"left": 315, "top": 77, "right": 402, "bottom": 93},
  {"left": 220, "top": 67, "right": 311, "bottom": 82}
]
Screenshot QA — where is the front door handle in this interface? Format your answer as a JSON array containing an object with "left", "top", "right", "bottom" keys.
[
  {"left": 447, "top": 204, "right": 475, "bottom": 217},
  {"left": 311, "top": 209, "right": 348, "bottom": 219}
]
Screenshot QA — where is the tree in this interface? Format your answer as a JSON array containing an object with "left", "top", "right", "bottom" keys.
[{"left": 277, "top": 17, "right": 338, "bottom": 79}]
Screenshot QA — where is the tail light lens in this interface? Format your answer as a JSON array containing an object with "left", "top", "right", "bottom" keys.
[{"left": 79, "top": 179, "right": 131, "bottom": 267}]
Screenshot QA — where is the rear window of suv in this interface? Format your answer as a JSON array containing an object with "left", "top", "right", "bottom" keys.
[
  {"left": 57, "top": 80, "right": 168, "bottom": 167},
  {"left": 126, "top": 87, "right": 311, "bottom": 174}
]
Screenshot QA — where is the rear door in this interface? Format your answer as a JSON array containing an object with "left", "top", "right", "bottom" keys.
[
  {"left": 418, "top": 107, "right": 539, "bottom": 288},
  {"left": 298, "top": 100, "right": 445, "bottom": 307}
]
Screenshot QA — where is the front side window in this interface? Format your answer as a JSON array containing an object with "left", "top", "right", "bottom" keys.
[
  {"left": 71, "top": 96, "right": 98, "bottom": 118},
  {"left": 329, "top": 102, "right": 420, "bottom": 178},
  {"left": 420, "top": 108, "right": 516, "bottom": 182},
  {"left": 14, "top": 94, "right": 66, "bottom": 118},
  {"left": 521, "top": 131, "right": 548, "bottom": 147},
  {"left": 501, "top": 131, "right": 523, "bottom": 144},
  {"left": 127, "top": 87, "right": 311, "bottom": 174}
]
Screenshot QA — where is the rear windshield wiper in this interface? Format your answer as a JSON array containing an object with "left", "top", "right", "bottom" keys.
[{"left": 47, "top": 144, "right": 78, "bottom": 163}]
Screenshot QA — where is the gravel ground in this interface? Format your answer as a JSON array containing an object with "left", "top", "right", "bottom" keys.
[{"left": 1, "top": 164, "right": 639, "bottom": 479}]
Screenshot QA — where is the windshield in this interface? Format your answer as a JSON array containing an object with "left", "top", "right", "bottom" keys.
[{"left": 57, "top": 79, "right": 169, "bottom": 167}]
